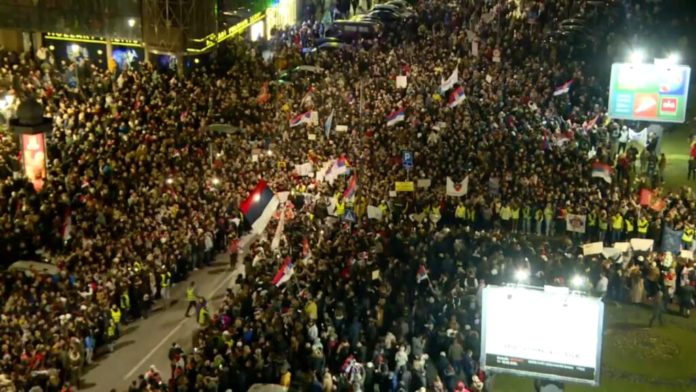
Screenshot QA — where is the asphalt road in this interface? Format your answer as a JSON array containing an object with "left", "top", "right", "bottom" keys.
[{"left": 81, "top": 235, "right": 254, "bottom": 391}]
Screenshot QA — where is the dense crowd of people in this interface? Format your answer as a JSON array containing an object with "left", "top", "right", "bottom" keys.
[{"left": 0, "top": 0, "right": 694, "bottom": 391}]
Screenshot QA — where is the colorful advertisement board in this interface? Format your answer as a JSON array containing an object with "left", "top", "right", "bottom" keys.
[
  {"left": 608, "top": 63, "right": 691, "bottom": 123},
  {"left": 21, "top": 133, "right": 47, "bottom": 191}
]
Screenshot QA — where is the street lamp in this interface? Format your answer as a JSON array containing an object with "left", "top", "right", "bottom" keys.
[{"left": 128, "top": 18, "right": 136, "bottom": 28}]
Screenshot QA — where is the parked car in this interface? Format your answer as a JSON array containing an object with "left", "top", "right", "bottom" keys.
[
  {"left": 367, "top": 9, "right": 403, "bottom": 24},
  {"left": 325, "top": 20, "right": 383, "bottom": 41}
]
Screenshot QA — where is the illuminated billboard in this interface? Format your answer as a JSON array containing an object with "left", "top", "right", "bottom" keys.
[
  {"left": 608, "top": 62, "right": 691, "bottom": 123},
  {"left": 481, "top": 286, "right": 604, "bottom": 386}
]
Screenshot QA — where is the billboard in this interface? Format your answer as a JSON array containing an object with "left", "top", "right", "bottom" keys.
[
  {"left": 608, "top": 62, "right": 690, "bottom": 123},
  {"left": 481, "top": 286, "right": 604, "bottom": 385}
]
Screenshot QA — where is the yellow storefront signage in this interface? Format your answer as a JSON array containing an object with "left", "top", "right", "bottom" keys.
[
  {"left": 187, "top": 12, "right": 265, "bottom": 53},
  {"left": 395, "top": 181, "right": 415, "bottom": 192},
  {"left": 45, "top": 33, "right": 142, "bottom": 47}
]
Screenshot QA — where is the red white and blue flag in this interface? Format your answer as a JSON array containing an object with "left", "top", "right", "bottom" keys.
[
  {"left": 553, "top": 79, "right": 573, "bottom": 96},
  {"left": 417, "top": 265, "right": 428, "bottom": 283},
  {"left": 386, "top": 108, "right": 405, "bottom": 126},
  {"left": 240, "top": 180, "right": 280, "bottom": 233},
  {"left": 448, "top": 86, "right": 466, "bottom": 108},
  {"left": 591, "top": 162, "right": 613, "bottom": 184},
  {"left": 343, "top": 175, "right": 358, "bottom": 200},
  {"left": 271, "top": 256, "right": 294, "bottom": 287},
  {"left": 290, "top": 111, "right": 312, "bottom": 127}
]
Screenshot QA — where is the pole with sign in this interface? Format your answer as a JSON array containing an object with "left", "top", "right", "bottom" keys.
[{"left": 402, "top": 150, "right": 413, "bottom": 179}]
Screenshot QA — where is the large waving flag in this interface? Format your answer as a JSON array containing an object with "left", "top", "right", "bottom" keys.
[
  {"left": 386, "top": 108, "right": 405, "bottom": 127},
  {"left": 271, "top": 257, "right": 294, "bottom": 286},
  {"left": 343, "top": 175, "right": 358, "bottom": 200},
  {"left": 240, "top": 180, "right": 281, "bottom": 233},
  {"left": 440, "top": 68, "right": 458, "bottom": 93},
  {"left": 582, "top": 114, "right": 599, "bottom": 131},
  {"left": 290, "top": 112, "right": 312, "bottom": 127},
  {"left": 553, "top": 79, "right": 573, "bottom": 96},
  {"left": 629, "top": 127, "right": 648, "bottom": 147},
  {"left": 448, "top": 86, "right": 466, "bottom": 108},
  {"left": 591, "top": 162, "right": 613, "bottom": 184}
]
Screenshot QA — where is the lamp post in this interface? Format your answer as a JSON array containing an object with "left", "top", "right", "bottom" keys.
[{"left": 10, "top": 98, "right": 53, "bottom": 191}]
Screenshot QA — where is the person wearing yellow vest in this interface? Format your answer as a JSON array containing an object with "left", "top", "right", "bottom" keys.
[
  {"left": 110, "top": 304, "right": 122, "bottom": 337},
  {"left": 335, "top": 198, "right": 345, "bottom": 217},
  {"left": 543, "top": 203, "right": 554, "bottom": 236},
  {"left": 429, "top": 202, "right": 441, "bottom": 226},
  {"left": 455, "top": 203, "right": 466, "bottom": 224},
  {"left": 624, "top": 216, "right": 635, "bottom": 239},
  {"left": 511, "top": 204, "right": 520, "bottom": 233},
  {"left": 499, "top": 203, "right": 511, "bottom": 231},
  {"left": 682, "top": 224, "right": 695, "bottom": 249},
  {"left": 160, "top": 268, "right": 172, "bottom": 305},
  {"left": 197, "top": 302, "right": 210, "bottom": 328},
  {"left": 587, "top": 209, "right": 597, "bottom": 241},
  {"left": 611, "top": 212, "right": 624, "bottom": 244},
  {"left": 379, "top": 201, "right": 389, "bottom": 222},
  {"left": 535, "top": 207, "right": 544, "bottom": 236},
  {"left": 119, "top": 292, "right": 130, "bottom": 322},
  {"left": 106, "top": 318, "right": 117, "bottom": 352},
  {"left": 522, "top": 205, "right": 531, "bottom": 234},
  {"left": 598, "top": 210, "right": 608, "bottom": 244},
  {"left": 184, "top": 281, "right": 199, "bottom": 318},
  {"left": 467, "top": 204, "right": 476, "bottom": 226},
  {"left": 637, "top": 216, "right": 649, "bottom": 238}
]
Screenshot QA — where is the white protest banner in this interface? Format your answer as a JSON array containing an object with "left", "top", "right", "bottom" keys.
[
  {"left": 582, "top": 242, "right": 604, "bottom": 256},
  {"left": 389, "top": 190, "right": 397, "bottom": 197},
  {"left": 602, "top": 247, "right": 621, "bottom": 260},
  {"left": 565, "top": 214, "right": 586, "bottom": 233},
  {"left": 417, "top": 179, "right": 431, "bottom": 188},
  {"left": 309, "top": 111, "right": 319, "bottom": 126},
  {"left": 681, "top": 249, "right": 694, "bottom": 260},
  {"left": 396, "top": 75, "right": 408, "bottom": 89},
  {"left": 308, "top": 133, "right": 317, "bottom": 141},
  {"left": 336, "top": 125, "right": 348, "bottom": 132},
  {"left": 614, "top": 242, "right": 631, "bottom": 252},
  {"left": 630, "top": 238, "right": 654, "bottom": 252},
  {"left": 367, "top": 205, "right": 383, "bottom": 221},
  {"left": 294, "top": 162, "right": 314, "bottom": 177}
]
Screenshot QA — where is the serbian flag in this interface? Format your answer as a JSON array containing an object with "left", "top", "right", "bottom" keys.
[
  {"left": 440, "top": 68, "right": 458, "bottom": 93},
  {"left": 417, "top": 265, "right": 428, "bottom": 283},
  {"left": 240, "top": 180, "right": 280, "bottom": 233},
  {"left": 343, "top": 175, "right": 358, "bottom": 200},
  {"left": 271, "top": 257, "right": 294, "bottom": 287},
  {"left": 582, "top": 114, "right": 599, "bottom": 131},
  {"left": 448, "top": 86, "right": 466, "bottom": 108},
  {"left": 290, "top": 112, "right": 312, "bottom": 127},
  {"left": 591, "top": 162, "right": 613, "bottom": 184},
  {"left": 386, "top": 108, "right": 405, "bottom": 127},
  {"left": 553, "top": 79, "right": 573, "bottom": 96}
]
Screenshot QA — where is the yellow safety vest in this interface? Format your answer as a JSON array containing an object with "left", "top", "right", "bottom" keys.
[
  {"left": 455, "top": 205, "right": 466, "bottom": 219},
  {"left": 336, "top": 201, "right": 345, "bottom": 216},
  {"left": 625, "top": 219, "right": 634, "bottom": 233},
  {"left": 599, "top": 218, "right": 608, "bottom": 231},
  {"left": 535, "top": 210, "right": 543, "bottom": 221},
  {"left": 588, "top": 213, "right": 596, "bottom": 227},
  {"left": 111, "top": 308, "right": 121, "bottom": 324},
  {"left": 612, "top": 215, "right": 623, "bottom": 230},
  {"left": 120, "top": 293, "right": 130, "bottom": 310},
  {"left": 198, "top": 308, "right": 209, "bottom": 327},
  {"left": 522, "top": 207, "right": 531, "bottom": 219},
  {"left": 683, "top": 228, "right": 694, "bottom": 243},
  {"left": 511, "top": 208, "right": 520, "bottom": 220},
  {"left": 638, "top": 218, "right": 649, "bottom": 234},
  {"left": 467, "top": 208, "right": 475, "bottom": 221},
  {"left": 186, "top": 288, "right": 197, "bottom": 302},
  {"left": 500, "top": 206, "right": 511, "bottom": 220},
  {"left": 161, "top": 273, "right": 170, "bottom": 288},
  {"left": 379, "top": 203, "right": 388, "bottom": 216},
  {"left": 107, "top": 322, "right": 116, "bottom": 337}
]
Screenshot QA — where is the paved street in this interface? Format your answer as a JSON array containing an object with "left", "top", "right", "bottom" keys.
[{"left": 81, "top": 236, "right": 253, "bottom": 391}]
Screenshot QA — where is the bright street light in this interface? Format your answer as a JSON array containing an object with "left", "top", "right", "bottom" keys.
[
  {"left": 128, "top": 18, "right": 136, "bottom": 28},
  {"left": 514, "top": 269, "right": 529, "bottom": 282},
  {"left": 629, "top": 49, "right": 645, "bottom": 64}
]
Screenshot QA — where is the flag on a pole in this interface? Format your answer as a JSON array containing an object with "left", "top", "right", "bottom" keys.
[
  {"left": 440, "top": 68, "right": 458, "bottom": 93},
  {"left": 629, "top": 127, "right": 648, "bottom": 147},
  {"left": 591, "top": 162, "right": 613, "bottom": 183},
  {"left": 325, "top": 109, "right": 334, "bottom": 138},
  {"left": 553, "top": 79, "right": 573, "bottom": 96},
  {"left": 271, "top": 257, "right": 294, "bottom": 286},
  {"left": 446, "top": 176, "right": 468, "bottom": 197},
  {"left": 447, "top": 86, "right": 466, "bottom": 108},
  {"left": 386, "top": 108, "right": 405, "bottom": 126},
  {"left": 290, "top": 112, "right": 312, "bottom": 127},
  {"left": 240, "top": 180, "right": 280, "bottom": 233},
  {"left": 343, "top": 175, "right": 358, "bottom": 200}
]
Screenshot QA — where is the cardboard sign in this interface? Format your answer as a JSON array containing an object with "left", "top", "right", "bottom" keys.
[
  {"left": 614, "top": 242, "right": 631, "bottom": 252},
  {"left": 485, "top": 75, "right": 493, "bottom": 84},
  {"left": 681, "top": 249, "right": 694, "bottom": 260},
  {"left": 336, "top": 125, "right": 348, "bottom": 132},
  {"left": 630, "top": 238, "right": 654, "bottom": 252},
  {"left": 395, "top": 181, "right": 415, "bottom": 192},
  {"left": 308, "top": 133, "right": 317, "bottom": 140},
  {"left": 582, "top": 242, "right": 604, "bottom": 256},
  {"left": 389, "top": 190, "right": 397, "bottom": 197},
  {"left": 417, "top": 179, "right": 431, "bottom": 188},
  {"left": 367, "top": 205, "right": 383, "bottom": 221},
  {"left": 396, "top": 75, "right": 408, "bottom": 89},
  {"left": 371, "top": 270, "right": 380, "bottom": 280}
]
